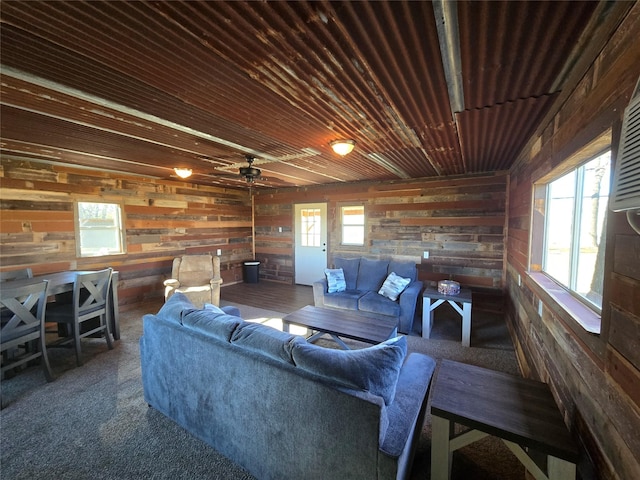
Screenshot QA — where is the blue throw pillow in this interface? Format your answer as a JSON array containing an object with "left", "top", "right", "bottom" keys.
[
  {"left": 378, "top": 272, "right": 411, "bottom": 301},
  {"left": 291, "top": 336, "right": 407, "bottom": 405},
  {"left": 325, "top": 268, "right": 346, "bottom": 293}
]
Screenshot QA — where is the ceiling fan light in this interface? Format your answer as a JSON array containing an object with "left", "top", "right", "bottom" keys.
[
  {"left": 174, "top": 167, "right": 193, "bottom": 179},
  {"left": 330, "top": 139, "right": 356, "bottom": 156}
]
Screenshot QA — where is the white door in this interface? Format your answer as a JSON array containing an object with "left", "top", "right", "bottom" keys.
[{"left": 294, "top": 203, "right": 327, "bottom": 285}]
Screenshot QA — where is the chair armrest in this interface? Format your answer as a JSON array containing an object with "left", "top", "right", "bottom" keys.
[
  {"left": 163, "top": 279, "right": 180, "bottom": 288},
  {"left": 312, "top": 278, "right": 329, "bottom": 307},
  {"left": 210, "top": 278, "right": 223, "bottom": 286}
]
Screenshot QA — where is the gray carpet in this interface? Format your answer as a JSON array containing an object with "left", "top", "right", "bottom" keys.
[{"left": 1, "top": 300, "right": 524, "bottom": 480}]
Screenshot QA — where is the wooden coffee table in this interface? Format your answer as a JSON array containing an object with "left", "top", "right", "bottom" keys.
[{"left": 282, "top": 305, "right": 398, "bottom": 350}]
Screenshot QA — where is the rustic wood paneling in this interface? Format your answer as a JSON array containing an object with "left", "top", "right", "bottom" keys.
[
  {"left": 0, "top": 159, "right": 252, "bottom": 306},
  {"left": 253, "top": 173, "right": 507, "bottom": 295},
  {"left": 505, "top": 5, "right": 640, "bottom": 479}
]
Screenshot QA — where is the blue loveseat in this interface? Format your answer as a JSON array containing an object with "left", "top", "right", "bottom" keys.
[
  {"left": 140, "top": 293, "right": 436, "bottom": 480},
  {"left": 313, "top": 257, "right": 423, "bottom": 334}
]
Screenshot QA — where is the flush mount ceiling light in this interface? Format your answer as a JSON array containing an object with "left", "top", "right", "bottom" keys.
[
  {"left": 174, "top": 167, "right": 193, "bottom": 179},
  {"left": 330, "top": 139, "right": 356, "bottom": 156}
]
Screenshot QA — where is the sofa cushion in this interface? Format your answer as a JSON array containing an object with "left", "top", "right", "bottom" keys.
[
  {"left": 359, "top": 291, "right": 401, "bottom": 318},
  {"left": 181, "top": 308, "right": 243, "bottom": 342},
  {"left": 334, "top": 257, "right": 360, "bottom": 290},
  {"left": 291, "top": 336, "right": 407, "bottom": 405},
  {"left": 378, "top": 272, "right": 411, "bottom": 301},
  {"left": 325, "top": 268, "right": 346, "bottom": 293},
  {"left": 157, "top": 292, "right": 195, "bottom": 324},
  {"left": 356, "top": 258, "right": 389, "bottom": 292},
  {"left": 204, "top": 303, "right": 225, "bottom": 314},
  {"left": 231, "top": 322, "right": 301, "bottom": 364},
  {"left": 388, "top": 260, "right": 417, "bottom": 283},
  {"left": 323, "top": 290, "right": 364, "bottom": 310}
]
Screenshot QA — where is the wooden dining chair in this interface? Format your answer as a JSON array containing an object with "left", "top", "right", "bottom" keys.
[
  {"left": 0, "top": 268, "right": 33, "bottom": 283},
  {"left": 46, "top": 268, "right": 114, "bottom": 366},
  {"left": 1, "top": 280, "right": 53, "bottom": 384}
]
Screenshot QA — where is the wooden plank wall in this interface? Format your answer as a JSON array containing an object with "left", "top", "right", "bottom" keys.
[
  {"left": 253, "top": 172, "right": 507, "bottom": 308},
  {"left": 0, "top": 159, "right": 252, "bottom": 309},
  {"left": 506, "top": 4, "right": 640, "bottom": 479}
]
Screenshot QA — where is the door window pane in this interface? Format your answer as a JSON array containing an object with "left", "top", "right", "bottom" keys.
[{"left": 300, "top": 208, "right": 321, "bottom": 247}]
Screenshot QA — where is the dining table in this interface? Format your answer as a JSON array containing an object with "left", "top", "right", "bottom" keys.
[{"left": 3, "top": 270, "right": 121, "bottom": 341}]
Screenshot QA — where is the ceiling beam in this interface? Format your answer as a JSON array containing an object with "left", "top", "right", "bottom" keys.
[{"left": 433, "top": 0, "right": 465, "bottom": 118}]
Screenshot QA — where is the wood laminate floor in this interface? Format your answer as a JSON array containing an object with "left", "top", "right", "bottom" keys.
[{"left": 220, "top": 281, "right": 314, "bottom": 313}]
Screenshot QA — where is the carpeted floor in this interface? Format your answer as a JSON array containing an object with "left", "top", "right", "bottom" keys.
[{"left": 1, "top": 300, "right": 524, "bottom": 479}]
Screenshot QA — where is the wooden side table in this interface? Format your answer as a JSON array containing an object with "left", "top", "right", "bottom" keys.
[
  {"left": 430, "top": 360, "right": 578, "bottom": 480},
  {"left": 422, "top": 287, "right": 472, "bottom": 346}
]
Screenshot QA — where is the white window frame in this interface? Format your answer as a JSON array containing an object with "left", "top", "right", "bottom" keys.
[
  {"left": 341, "top": 205, "right": 365, "bottom": 246},
  {"left": 75, "top": 201, "right": 126, "bottom": 257},
  {"left": 530, "top": 141, "right": 611, "bottom": 335}
]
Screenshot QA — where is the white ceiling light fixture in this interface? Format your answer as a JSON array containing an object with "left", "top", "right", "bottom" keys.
[
  {"left": 330, "top": 139, "right": 356, "bottom": 156},
  {"left": 174, "top": 167, "right": 193, "bottom": 179}
]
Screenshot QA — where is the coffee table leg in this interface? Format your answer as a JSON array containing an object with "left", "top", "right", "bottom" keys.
[
  {"left": 282, "top": 320, "right": 290, "bottom": 333},
  {"left": 431, "top": 414, "right": 452, "bottom": 480}
]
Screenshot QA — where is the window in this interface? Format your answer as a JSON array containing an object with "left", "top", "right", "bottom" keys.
[
  {"left": 341, "top": 205, "right": 365, "bottom": 246},
  {"left": 300, "top": 207, "right": 321, "bottom": 247},
  {"left": 537, "top": 150, "right": 611, "bottom": 314},
  {"left": 76, "top": 201, "right": 125, "bottom": 257}
]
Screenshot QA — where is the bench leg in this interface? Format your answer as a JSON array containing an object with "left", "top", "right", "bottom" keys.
[{"left": 431, "top": 415, "right": 453, "bottom": 480}]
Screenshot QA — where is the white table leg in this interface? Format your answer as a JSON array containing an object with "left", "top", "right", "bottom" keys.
[
  {"left": 422, "top": 297, "right": 433, "bottom": 338},
  {"left": 548, "top": 455, "right": 576, "bottom": 480},
  {"left": 461, "top": 300, "right": 471, "bottom": 347},
  {"left": 431, "top": 415, "right": 452, "bottom": 480}
]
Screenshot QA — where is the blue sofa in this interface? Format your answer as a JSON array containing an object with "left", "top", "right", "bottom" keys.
[
  {"left": 140, "top": 293, "right": 436, "bottom": 480},
  {"left": 313, "top": 257, "right": 423, "bottom": 334}
]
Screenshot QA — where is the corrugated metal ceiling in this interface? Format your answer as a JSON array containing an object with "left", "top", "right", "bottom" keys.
[{"left": 0, "top": 0, "right": 629, "bottom": 188}]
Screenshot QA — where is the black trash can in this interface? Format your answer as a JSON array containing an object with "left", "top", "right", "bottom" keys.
[{"left": 242, "top": 261, "right": 260, "bottom": 283}]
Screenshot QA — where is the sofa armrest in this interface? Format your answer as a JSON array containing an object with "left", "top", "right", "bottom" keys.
[
  {"left": 380, "top": 353, "right": 436, "bottom": 458},
  {"left": 396, "top": 281, "right": 422, "bottom": 334},
  {"left": 312, "top": 278, "right": 328, "bottom": 307},
  {"left": 209, "top": 278, "right": 223, "bottom": 286}
]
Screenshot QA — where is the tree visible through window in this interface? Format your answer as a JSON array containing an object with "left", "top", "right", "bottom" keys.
[
  {"left": 76, "top": 202, "right": 125, "bottom": 257},
  {"left": 542, "top": 150, "right": 610, "bottom": 311}
]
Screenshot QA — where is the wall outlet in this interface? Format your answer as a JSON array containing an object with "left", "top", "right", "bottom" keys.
[
  {"left": 423, "top": 251, "right": 429, "bottom": 259},
  {"left": 216, "top": 249, "right": 222, "bottom": 256}
]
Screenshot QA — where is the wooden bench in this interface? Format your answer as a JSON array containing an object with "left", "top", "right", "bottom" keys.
[{"left": 430, "top": 359, "right": 579, "bottom": 480}]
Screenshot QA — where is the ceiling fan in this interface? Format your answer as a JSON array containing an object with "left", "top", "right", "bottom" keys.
[
  {"left": 238, "top": 155, "right": 262, "bottom": 183},
  {"left": 209, "top": 154, "right": 291, "bottom": 186}
]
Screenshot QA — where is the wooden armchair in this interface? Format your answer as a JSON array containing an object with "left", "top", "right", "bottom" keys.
[{"left": 163, "top": 255, "right": 223, "bottom": 308}]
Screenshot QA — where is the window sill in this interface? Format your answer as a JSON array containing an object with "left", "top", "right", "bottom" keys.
[{"left": 527, "top": 272, "right": 601, "bottom": 334}]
